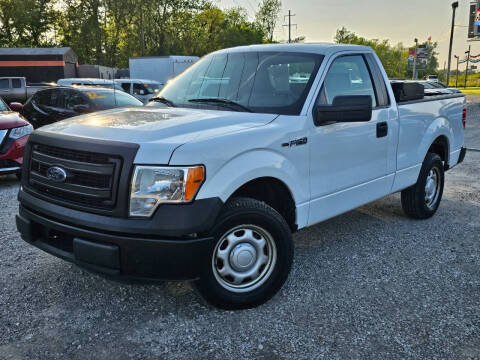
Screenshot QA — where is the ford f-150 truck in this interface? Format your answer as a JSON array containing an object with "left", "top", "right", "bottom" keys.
[{"left": 16, "top": 44, "right": 467, "bottom": 309}]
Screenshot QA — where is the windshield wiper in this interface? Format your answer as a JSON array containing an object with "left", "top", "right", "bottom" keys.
[
  {"left": 188, "top": 98, "right": 252, "bottom": 112},
  {"left": 149, "top": 96, "right": 175, "bottom": 107}
]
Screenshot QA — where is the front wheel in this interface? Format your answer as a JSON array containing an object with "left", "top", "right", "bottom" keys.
[
  {"left": 194, "top": 197, "right": 293, "bottom": 309},
  {"left": 401, "top": 152, "right": 444, "bottom": 219}
]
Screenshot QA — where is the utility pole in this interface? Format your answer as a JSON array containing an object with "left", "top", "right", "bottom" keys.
[
  {"left": 443, "top": 61, "right": 446, "bottom": 83},
  {"left": 398, "top": 48, "right": 403, "bottom": 79},
  {"left": 454, "top": 55, "right": 459, "bottom": 88},
  {"left": 412, "top": 38, "right": 418, "bottom": 80},
  {"left": 465, "top": 45, "right": 471, "bottom": 88},
  {"left": 283, "top": 10, "right": 297, "bottom": 43},
  {"left": 447, "top": 1, "right": 459, "bottom": 86}
]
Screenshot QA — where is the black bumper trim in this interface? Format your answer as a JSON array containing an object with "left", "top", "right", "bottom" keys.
[
  {"left": 18, "top": 188, "right": 223, "bottom": 238},
  {"left": 17, "top": 206, "right": 215, "bottom": 281}
]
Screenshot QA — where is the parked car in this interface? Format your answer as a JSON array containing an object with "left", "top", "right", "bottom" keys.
[
  {"left": 115, "top": 79, "right": 163, "bottom": 103},
  {"left": 0, "top": 97, "right": 32, "bottom": 178},
  {"left": 417, "top": 81, "right": 462, "bottom": 95},
  {"left": 20, "top": 86, "right": 143, "bottom": 128},
  {"left": 16, "top": 44, "right": 466, "bottom": 309},
  {"left": 56, "top": 78, "right": 124, "bottom": 91},
  {"left": 0, "top": 77, "right": 50, "bottom": 103},
  {"left": 425, "top": 74, "right": 439, "bottom": 82}
]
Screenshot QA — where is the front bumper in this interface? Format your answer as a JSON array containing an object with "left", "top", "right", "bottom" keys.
[{"left": 17, "top": 190, "right": 223, "bottom": 281}]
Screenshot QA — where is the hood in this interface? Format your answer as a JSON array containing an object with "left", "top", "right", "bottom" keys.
[
  {"left": 36, "top": 107, "right": 277, "bottom": 164},
  {"left": 0, "top": 111, "right": 29, "bottom": 129}
]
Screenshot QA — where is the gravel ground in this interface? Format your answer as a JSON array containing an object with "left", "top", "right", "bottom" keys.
[{"left": 1, "top": 100, "right": 480, "bottom": 359}]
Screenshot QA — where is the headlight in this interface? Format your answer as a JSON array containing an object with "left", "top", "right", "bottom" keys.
[
  {"left": 9, "top": 124, "right": 33, "bottom": 139},
  {"left": 129, "top": 165, "right": 205, "bottom": 217}
]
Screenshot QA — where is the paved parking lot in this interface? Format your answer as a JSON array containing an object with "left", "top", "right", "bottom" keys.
[{"left": 1, "top": 99, "right": 479, "bottom": 359}]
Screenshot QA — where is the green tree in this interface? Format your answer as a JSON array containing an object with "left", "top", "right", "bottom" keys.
[
  {"left": 255, "top": 0, "right": 281, "bottom": 42},
  {"left": 334, "top": 27, "right": 439, "bottom": 79},
  {"left": 0, "top": 0, "right": 57, "bottom": 47}
]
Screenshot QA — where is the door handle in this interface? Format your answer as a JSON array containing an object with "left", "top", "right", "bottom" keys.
[{"left": 376, "top": 121, "right": 388, "bottom": 138}]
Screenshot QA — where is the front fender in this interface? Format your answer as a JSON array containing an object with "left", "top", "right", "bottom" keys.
[{"left": 198, "top": 148, "right": 307, "bottom": 204}]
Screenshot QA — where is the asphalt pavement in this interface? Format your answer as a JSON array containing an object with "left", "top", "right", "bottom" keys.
[{"left": 0, "top": 98, "right": 479, "bottom": 359}]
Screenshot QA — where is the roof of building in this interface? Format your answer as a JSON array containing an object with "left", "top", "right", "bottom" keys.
[{"left": 0, "top": 47, "right": 74, "bottom": 56}]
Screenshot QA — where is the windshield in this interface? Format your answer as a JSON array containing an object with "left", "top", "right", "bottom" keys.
[
  {"left": 82, "top": 89, "right": 143, "bottom": 110},
  {"left": 149, "top": 51, "right": 323, "bottom": 115}
]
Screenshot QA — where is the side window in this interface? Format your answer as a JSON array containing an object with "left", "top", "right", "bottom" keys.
[
  {"left": 319, "top": 55, "right": 377, "bottom": 107},
  {"left": 34, "top": 90, "right": 51, "bottom": 105},
  {"left": 120, "top": 83, "right": 131, "bottom": 92},
  {"left": 66, "top": 90, "right": 90, "bottom": 110},
  {"left": 12, "top": 79, "right": 21, "bottom": 88},
  {"left": 0, "top": 79, "right": 9, "bottom": 89},
  {"left": 133, "top": 83, "right": 145, "bottom": 95},
  {"left": 47, "top": 89, "right": 60, "bottom": 107}
]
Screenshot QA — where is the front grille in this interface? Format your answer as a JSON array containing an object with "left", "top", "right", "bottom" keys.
[
  {"left": 34, "top": 144, "right": 110, "bottom": 164},
  {"left": 28, "top": 143, "right": 122, "bottom": 210}
]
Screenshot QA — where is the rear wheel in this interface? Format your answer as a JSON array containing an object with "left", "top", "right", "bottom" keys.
[
  {"left": 194, "top": 197, "right": 293, "bottom": 309},
  {"left": 401, "top": 153, "right": 444, "bottom": 219}
]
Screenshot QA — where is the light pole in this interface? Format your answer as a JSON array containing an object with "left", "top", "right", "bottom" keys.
[
  {"left": 446, "top": 1, "right": 459, "bottom": 86},
  {"left": 412, "top": 38, "right": 418, "bottom": 80},
  {"left": 454, "top": 55, "right": 459, "bottom": 88},
  {"left": 465, "top": 45, "right": 471, "bottom": 88}
]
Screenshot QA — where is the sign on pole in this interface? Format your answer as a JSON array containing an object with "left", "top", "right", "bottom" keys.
[{"left": 468, "top": 1, "right": 480, "bottom": 39}]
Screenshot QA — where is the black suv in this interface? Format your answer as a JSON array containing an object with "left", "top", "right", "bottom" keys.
[{"left": 22, "top": 86, "right": 143, "bottom": 128}]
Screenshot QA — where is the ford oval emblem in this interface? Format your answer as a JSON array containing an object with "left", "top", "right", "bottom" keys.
[{"left": 46, "top": 166, "right": 67, "bottom": 183}]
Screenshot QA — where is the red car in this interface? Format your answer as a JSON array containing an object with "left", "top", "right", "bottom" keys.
[{"left": 0, "top": 99, "right": 32, "bottom": 178}]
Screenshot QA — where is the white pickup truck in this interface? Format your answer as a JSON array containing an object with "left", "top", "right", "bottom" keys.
[{"left": 16, "top": 44, "right": 467, "bottom": 309}]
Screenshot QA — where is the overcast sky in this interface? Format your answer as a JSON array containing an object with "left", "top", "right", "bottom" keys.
[{"left": 217, "top": 0, "right": 479, "bottom": 69}]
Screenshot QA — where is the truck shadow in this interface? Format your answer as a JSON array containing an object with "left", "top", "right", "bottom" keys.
[{"left": 0, "top": 174, "right": 19, "bottom": 189}]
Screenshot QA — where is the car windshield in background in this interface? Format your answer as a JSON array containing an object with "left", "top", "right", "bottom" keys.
[
  {"left": 82, "top": 89, "right": 143, "bottom": 110},
  {"left": 149, "top": 52, "right": 323, "bottom": 115}
]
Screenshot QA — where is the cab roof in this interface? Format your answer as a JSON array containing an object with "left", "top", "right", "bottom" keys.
[{"left": 212, "top": 43, "right": 374, "bottom": 56}]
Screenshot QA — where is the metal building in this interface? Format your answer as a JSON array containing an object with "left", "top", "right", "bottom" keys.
[
  {"left": 0, "top": 47, "right": 78, "bottom": 83},
  {"left": 78, "top": 64, "right": 116, "bottom": 79}
]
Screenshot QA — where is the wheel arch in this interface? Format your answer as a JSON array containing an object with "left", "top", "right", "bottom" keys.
[
  {"left": 422, "top": 117, "right": 453, "bottom": 168},
  {"left": 427, "top": 135, "right": 450, "bottom": 169}
]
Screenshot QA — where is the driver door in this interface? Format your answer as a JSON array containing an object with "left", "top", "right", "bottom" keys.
[{"left": 308, "top": 54, "right": 392, "bottom": 226}]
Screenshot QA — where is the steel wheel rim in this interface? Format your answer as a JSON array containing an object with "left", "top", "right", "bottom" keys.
[
  {"left": 212, "top": 224, "right": 277, "bottom": 293},
  {"left": 425, "top": 166, "right": 440, "bottom": 209}
]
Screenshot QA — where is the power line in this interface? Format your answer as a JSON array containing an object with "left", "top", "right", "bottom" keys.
[{"left": 283, "top": 10, "right": 297, "bottom": 43}]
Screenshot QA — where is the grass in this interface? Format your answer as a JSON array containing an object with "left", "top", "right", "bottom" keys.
[{"left": 458, "top": 87, "right": 480, "bottom": 95}]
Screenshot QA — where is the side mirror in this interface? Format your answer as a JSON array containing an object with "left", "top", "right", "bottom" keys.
[
  {"left": 9, "top": 102, "right": 23, "bottom": 113},
  {"left": 314, "top": 95, "right": 372, "bottom": 126}
]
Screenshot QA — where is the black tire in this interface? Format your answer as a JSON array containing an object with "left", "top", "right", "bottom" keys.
[
  {"left": 401, "top": 152, "right": 444, "bottom": 219},
  {"left": 194, "top": 197, "right": 293, "bottom": 310},
  {"left": 15, "top": 171, "right": 22, "bottom": 181}
]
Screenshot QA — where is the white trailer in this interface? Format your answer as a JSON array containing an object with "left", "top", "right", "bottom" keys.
[{"left": 129, "top": 56, "right": 198, "bottom": 85}]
